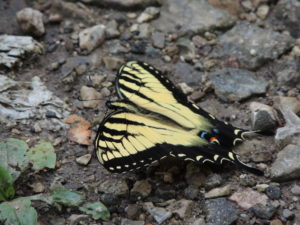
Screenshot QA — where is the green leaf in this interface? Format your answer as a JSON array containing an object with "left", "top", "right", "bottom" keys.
[
  {"left": 0, "top": 166, "right": 15, "bottom": 201},
  {"left": 0, "top": 198, "right": 37, "bottom": 225},
  {"left": 0, "top": 138, "right": 29, "bottom": 182},
  {"left": 26, "top": 141, "right": 56, "bottom": 170},
  {"left": 79, "top": 202, "right": 110, "bottom": 221},
  {"left": 49, "top": 187, "right": 85, "bottom": 207}
]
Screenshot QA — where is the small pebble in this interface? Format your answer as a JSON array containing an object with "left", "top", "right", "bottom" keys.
[
  {"left": 282, "top": 209, "right": 294, "bottom": 220},
  {"left": 266, "top": 185, "right": 281, "bottom": 200},
  {"left": 291, "top": 185, "right": 300, "bottom": 196},
  {"left": 75, "top": 154, "right": 92, "bottom": 165}
]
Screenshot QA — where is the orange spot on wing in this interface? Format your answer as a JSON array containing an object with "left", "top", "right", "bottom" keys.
[{"left": 209, "top": 137, "right": 218, "bottom": 142}]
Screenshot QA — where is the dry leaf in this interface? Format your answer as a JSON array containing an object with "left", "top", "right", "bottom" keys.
[{"left": 65, "top": 114, "right": 92, "bottom": 145}]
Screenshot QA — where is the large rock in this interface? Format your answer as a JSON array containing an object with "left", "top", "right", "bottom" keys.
[
  {"left": 152, "top": 0, "right": 236, "bottom": 37},
  {"left": 211, "top": 22, "right": 294, "bottom": 69},
  {"left": 16, "top": 8, "right": 45, "bottom": 37},
  {"left": 0, "top": 35, "right": 43, "bottom": 69},
  {"left": 267, "top": 0, "right": 300, "bottom": 38},
  {"left": 270, "top": 144, "right": 300, "bottom": 182},
  {"left": 209, "top": 68, "right": 268, "bottom": 102}
]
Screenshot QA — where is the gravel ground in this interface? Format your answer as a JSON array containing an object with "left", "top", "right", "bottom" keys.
[{"left": 0, "top": 0, "right": 300, "bottom": 225}]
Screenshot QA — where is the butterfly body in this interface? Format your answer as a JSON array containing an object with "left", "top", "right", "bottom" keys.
[{"left": 94, "top": 61, "right": 263, "bottom": 175}]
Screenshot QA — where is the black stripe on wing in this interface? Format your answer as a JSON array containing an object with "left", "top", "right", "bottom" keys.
[{"left": 116, "top": 61, "right": 255, "bottom": 148}]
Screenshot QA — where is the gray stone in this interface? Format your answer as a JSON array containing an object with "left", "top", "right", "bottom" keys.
[
  {"left": 184, "top": 185, "right": 199, "bottom": 200},
  {"left": 125, "top": 204, "right": 141, "bottom": 220},
  {"left": 155, "top": 185, "right": 176, "bottom": 199},
  {"left": 239, "top": 174, "right": 257, "bottom": 187},
  {"left": 177, "top": 37, "right": 196, "bottom": 58},
  {"left": 291, "top": 185, "right": 300, "bottom": 196},
  {"left": 204, "top": 173, "right": 224, "bottom": 190},
  {"left": 137, "top": 23, "right": 153, "bottom": 38},
  {"left": 152, "top": 0, "right": 236, "bottom": 37},
  {"left": 282, "top": 209, "right": 294, "bottom": 220},
  {"left": 205, "top": 198, "right": 239, "bottom": 225},
  {"left": 103, "top": 56, "right": 124, "bottom": 71},
  {"left": 84, "top": 0, "right": 159, "bottom": 9},
  {"left": 270, "top": 144, "right": 300, "bottom": 182},
  {"left": 251, "top": 203, "right": 278, "bottom": 220},
  {"left": 266, "top": 185, "right": 281, "bottom": 200},
  {"left": 144, "top": 202, "right": 172, "bottom": 224},
  {"left": 79, "top": 25, "right": 106, "bottom": 52},
  {"left": 98, "top": 178, "right": 129, "bottom": 198},
  {"left": 52, "top": 0, "right": 95, "bottom": 24},
  {"left": 0, "top": 35, "right": 43, "bottom": 69},
  {"left": 209, "top": 68, "right": 268, "bottom": 102},
  {"left": 105, "top": 20, "right": 120, "bottom": 39},
  {"left": 192, "top": 218, "right": 205, "bottom": 225},
  {"left": 274, "top": 97, "right": 300, "bottom": 141},
  {"left": 185, "top": 163, "right": 206, "bottom": 187},
  {"left": 0, "top": 76, "right": 68, "bottom": 128},
  {"left": 137, "top": 7, "right": 160, "bottom": 23},
  {"left": 295, "top": 211, "right": 300, "bottom": 225},
  {"left": 173, "top": 62, "right": 204, "bottom": 85},
  {"left": 16, "top": 8, "right": 45, "bottom": 37},
  {"left": 0, "top": 75, "right": 17, "bottom": 92},
  {"left": 131, "top": 180, "right": 152, "bottom": 198},
  {"left": 100, "top": 193, "right": 120, "bottom": 206},
  {"left": 272, "top": 59, "right": 300, "bottom": 87},
  {"left": 61, "top": 56, "right": 89, "bottom": 78},
  {"left": 250, "top": 102, "right": 278, "bottom": 132},
  {"left": 167, "top": 199, "right": 194, "bottom": 219},
  {"left": 267, "top": 0, "right": 300, "bottom": 38},
  {"left": 121, "top": 219, "right": 144, "bottom": 225},
  {"left": 151, "top": 32, "right": 165, "bottom": 49},
  {"left": 211, "top": 22, "right": 294, "bottom": 69}
]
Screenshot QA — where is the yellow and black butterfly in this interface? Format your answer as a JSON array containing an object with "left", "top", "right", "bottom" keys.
[{"left": 94, "top": 61, "right": 263, "bottom": 175}]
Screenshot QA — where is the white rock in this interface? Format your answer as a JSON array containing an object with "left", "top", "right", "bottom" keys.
[
  {"left": 80, "top": 86, "right": 102, "bottom": 108},
  {"left": 178, "top": 82, "right": 194, "bottom": 95},
  {"left": 137, "top": 7, "right": 160, "bottom": 23},
  {"left": 16, "top": 8, "right": 45, "bottom": 37},
  {"left": 256, "top": 4, "right": 270, "bottom": 20},
  {"left": 0, "top": 75, "right": 17, "bottom": 92},
  {"left": 0, "top": 35, "right": 43, "bottom": 69},
  {"left": 229, "top": 188, "right": 268, "bottom": 210},
  {"left": 205, "top": 185, "right": 232, "bottom": 199},
  {"left": 79, "top": 25, "right": 106, "bottom": 52},
  {"left": 76, "top": 154, "right": 92, "bottom": 165}
]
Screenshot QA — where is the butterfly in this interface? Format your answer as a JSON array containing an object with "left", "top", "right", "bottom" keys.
[{"left": 94, "top": 61, "right": 263, "bottom": 175}]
